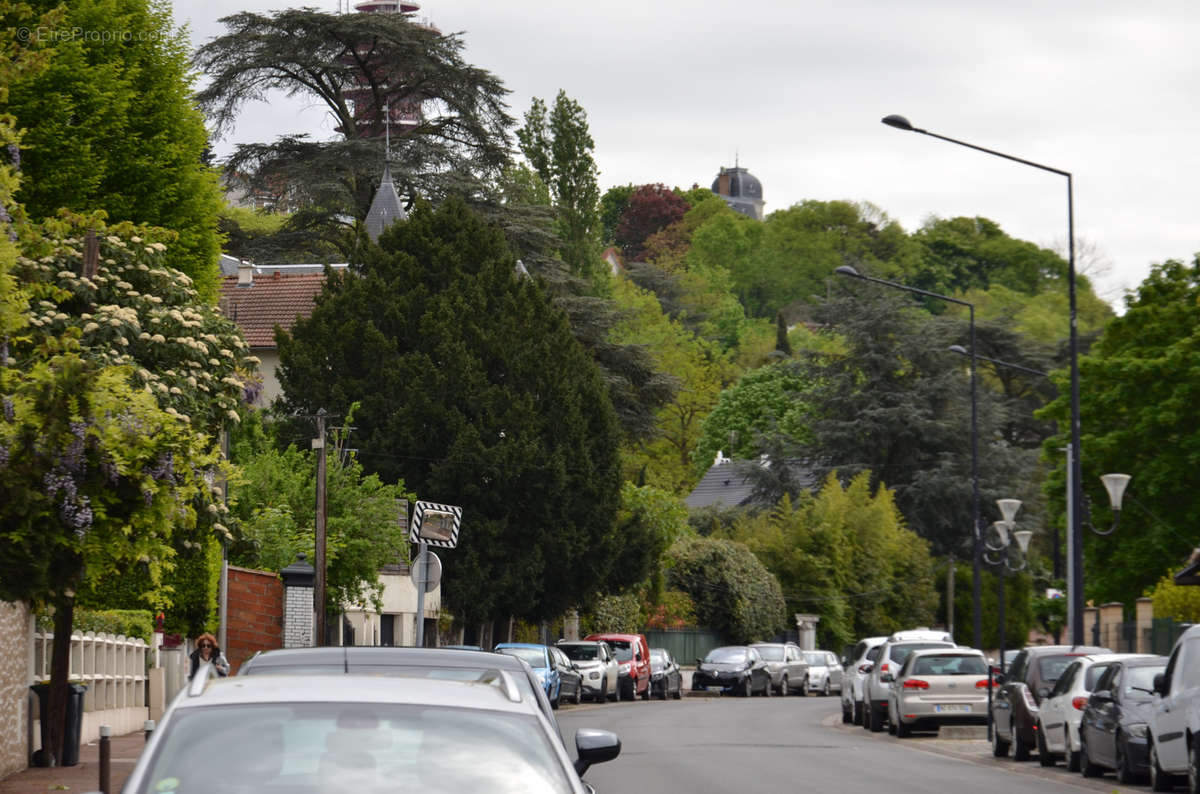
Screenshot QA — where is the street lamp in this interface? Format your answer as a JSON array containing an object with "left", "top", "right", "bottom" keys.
[
  {"left": 834, "top": 264, "right": 983, "bottom": 652},
  {"left": 880, "top": 113, "right": 1091, "bottom": 643},
  {"left": 983, "top": 498, "right": 1032, "bottom": 741}
]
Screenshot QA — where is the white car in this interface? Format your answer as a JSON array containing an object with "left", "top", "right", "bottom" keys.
[
  {"left": 841, "top": 636, "right": 888, "bottom": 724},
  {"left": 862, "top": 629, "right": 956, "bottom": 732},
  {"left": 557, "top": 640, "right": 621, "bottom": 702},
  {"left": 886, "top": 647, "right": 991, "bottom": 737},
  {"left": 1036, "top": 652, "right": 1151, "bottom": 770},
  {"left": 803, "top": 649, "right": 844, "bottom": 696},
  {"left": 123, "top": 667, "right": 622, "bottom": 794}
]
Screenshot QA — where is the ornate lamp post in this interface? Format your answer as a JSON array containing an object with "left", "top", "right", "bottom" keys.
[{"left": 983, "top": 498, "right": 1032, "bottom": 740}]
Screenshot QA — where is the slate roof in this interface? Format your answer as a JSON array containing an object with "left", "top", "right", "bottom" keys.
[
  {"left": 218, "top": 272, "right": 330, "bottom": 349},
  {"left": 685, "top": 457, "right": 758, "bottom": 510},
  {"left": 365, "top": 164, "right": 407, "bottom": 241}
]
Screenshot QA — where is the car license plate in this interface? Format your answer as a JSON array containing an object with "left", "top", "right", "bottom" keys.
[{"left": 934, "top": 704, "right": 971, "bottom": 713}]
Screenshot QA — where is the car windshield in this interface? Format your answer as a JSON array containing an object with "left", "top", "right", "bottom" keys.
[
  {"left": 135, "top": 702, "right": 571, "bottom": 794},
  {"left": 866, "top": 646, "right": 882, "bottom": 662},
  {"left": 1124, "top": 666, "right": 1165, "bottom": 700},
  {"left": 755, "top": 646, "right": 784, "bottom": 662},
  {"left": 804, "top": 652, "right": 824, "bottom": 665},
  {"left": 495, "top": 647, "right": 547, "bottom": 669},
  {"left": 559, "top": 645, "right": 598, "bottom": 661},
  {"left": 607, "top": 641, "right": 633, "bottom": 662},
  {"left": 890, "top": 643, "right": 951, "bottom": 666},
  {"left": 1038, "top": 654, "right": 1085, "bottom": 684},
  {"left": 911, "top": 654, "right": 987, "bottom": 675},
  {"left": 649, "top": 650, "right": 668, "bottom": 663},
  {"left": 705, "top": 648, "right": 748, "bottom": 664}
]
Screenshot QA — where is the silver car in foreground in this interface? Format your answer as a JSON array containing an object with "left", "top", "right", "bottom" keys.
[
  {"left": 125, "top": 669, "right": 621, "bottom": 794},
  {"left": 885, "top": 647, "right": 990, "bottom": 737}
]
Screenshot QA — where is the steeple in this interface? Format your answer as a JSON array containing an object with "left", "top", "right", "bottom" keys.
[{"left": 365, "top": 163, "right": 407, "bottom": 242}]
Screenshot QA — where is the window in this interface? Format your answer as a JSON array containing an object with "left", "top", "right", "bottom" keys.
[
  {"left": 1007, "top": 651, "right": 1029, "bottom": 682},
  {"left": 1181, "top": 637, "right": 1200, "bottom": 690},
  {"left": 1084, "top": 663, "right": 1112, "bottom": 691},
  {"left": 1050, "top": 661, "right": 1080, "bottom": 697}
]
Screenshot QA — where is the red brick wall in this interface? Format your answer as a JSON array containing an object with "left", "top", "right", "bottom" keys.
[{"left": 226, "top": 566, "right": 283, "bottom": 673}]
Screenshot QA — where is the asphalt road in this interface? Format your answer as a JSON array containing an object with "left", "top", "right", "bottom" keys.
[{"left": 557, "top": 693, "right": 1139, "bottom": 794}]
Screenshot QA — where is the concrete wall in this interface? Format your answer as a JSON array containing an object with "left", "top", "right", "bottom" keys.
[
  {"left": 225, "top": 566, "right": 284, "bottom": 673},
  {"left": 0, "top": 601, "right": 31, "bottom": 779}
]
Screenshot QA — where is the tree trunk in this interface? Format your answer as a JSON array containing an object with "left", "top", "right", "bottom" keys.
[{"left": 46, "top": 595, "right": 74, "bottom": 767}]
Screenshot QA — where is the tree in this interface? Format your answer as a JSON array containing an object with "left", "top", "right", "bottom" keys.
[
  {"left": 599, "top": 184, "right": 635, "bottom": 246},
  {"left": 1040, "top": 256, "right": 1200, "bottom": 607},
  {"left": 194, "top": 7, "right": 512, "bottom": 256},
  {"left": 665, "top": 535, "right": 786, "bottom": 642},
  {"left": 274, "top": 197, "right": 623, "bottom": 624},
  {"left": 615, "top": 184, "right": 689, "bottom": 260},
  {"left": 8, "top": 0, "right": 223, "bottom": 297},
  {"left": 517, "top": 91, "right": 602, "bottom": 281}
]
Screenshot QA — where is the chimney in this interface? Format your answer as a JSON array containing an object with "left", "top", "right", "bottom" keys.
[
  {"left": 717, "top": 168, "right": 731, "bottom": 197},
  {"left": 237, "top": 260, "right": 254, "bottom": 287}
]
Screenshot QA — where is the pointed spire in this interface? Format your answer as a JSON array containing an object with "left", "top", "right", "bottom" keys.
[{"left": 365, "top": 162, "right": 407, "bottom": 242}]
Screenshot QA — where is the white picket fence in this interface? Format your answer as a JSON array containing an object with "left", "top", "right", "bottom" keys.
[{"left": 30, "top": 631, "right": 156, "bottom": 743}]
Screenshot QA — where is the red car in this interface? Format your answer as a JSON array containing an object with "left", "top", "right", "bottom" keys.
[{"left": 585, "top": 633, "right": 651, "bottom": 700}]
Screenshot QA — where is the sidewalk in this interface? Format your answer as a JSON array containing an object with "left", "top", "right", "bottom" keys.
[{"left": 0, "top": 732, "right": 146, "bottom": 794}]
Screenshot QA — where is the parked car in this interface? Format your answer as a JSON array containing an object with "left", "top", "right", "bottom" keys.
[
  {"left": 121, "top": 671, "right": 621, "bottom": 794},
  {"left": 750, "top": 642, "right": 809, "bottom": 695},
  {"left": 842, "top": 635, "right": 888, "bottom": 724},
  {"left": 1148, "top": 623, "right": 1200, "bottom": 790},
  {"left": 1078, "top": 654, "right": 1167, "bottom": 783},
  {"left": 648, "top": 648, "right": 683, "bottom": 700},
  {"left": 557, "top": 640, "right": 620, "bottom": 702},
  {"left": 494, "top": 642, "right": 583, "bottom": 709},
  {"left": 862, "top": 629, "right": 957, "bottom": 732},
  {"left": 692, "top": 645, "right": 773, "bottom": 697},
  {"left": 1036, "top": 652, "right": 1150, "bottom": 769},
  {"left": 236, "top": 646, "right": 559, "bottom": 728},
  {"left": 803, "top": 649, "right": 844, "bottom": 697},
  {"left": 885, "top": 647, "right": 991, "bottom": 737},
  {"left": 990, "top": 644, "right": 1109, "bottom": 761},
  {"left": 584, "top": 632, "right": 651, "bottom": 700}
]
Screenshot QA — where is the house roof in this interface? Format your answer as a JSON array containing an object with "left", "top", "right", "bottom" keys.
[
  {"left": 219, "top": 272, "right": 329, "bottom": 349},
  {"left": 365, "top": 164, "right": 407, "bottom": 241},
  {"left": 1174, "top": 548, "right": 1200, "bottom": 586},
  {"left": 685, "top": 456, "right": 758, "bottom": 510}
]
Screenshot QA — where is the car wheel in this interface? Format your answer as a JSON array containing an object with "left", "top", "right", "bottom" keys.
[
  {"left": 1066, "top": 727, "right": 1081, "bottom": 772},
  {"left": 1151, "top": 741, "right": 1174, "bottom": 792},
  {"left": 657, "top": 680, "right": 668, "bottom": 700},
  {"left": 779, "top": 674, "right": 788, "bottom": 696},
  {"left": 799, "top": 677, "right": 808, "bottom": 697},
  {"left": 853, "top": 700, "right": 863, "bottom": 724},
  {"left": 641, "top": 680, "right": 652, "bottom": 700},
  {"left": 739, "top": 677, "right": 751, "bottom": 697},
  {"left": 574, "top": 682, "right": 583, "bottom": 705},
  {"left": 674, "top": 677, "right": 683, "bottom": 700},
  {"left": 1037, "top": 722, "right": 1056, "bottom": 767},
  {"left": 1013, "top": 723, "right": 1031, "bottom": 762},
  {"left": 869, "top": 703, "right": 884, "bottom": 733},
  {"left": 762, "top": 676, "right": 772, "bottom": 697},
  {"left": 842, "top": 701, "right": 853, "bottom": 724},
  {"left": 1080, "top": 733, "right": 1101, "bottom": 777},
  {"left": 823, "top": 678, "right": 832, "bottom": 697},
  {"left": 1116, "top": 732, "right": 1136, "bottom": 785},
  {"left": 992, "top": 720, "right": 1010, "bottom": 758},
  {"left": 551, "top": 686, "right": 561, "bottom": 710},
  {"left": 896, "top": 717, "right": 910, "bottom": 738},
  {"left": 887, "top": 715, "right": 896, "bottom": 735}
]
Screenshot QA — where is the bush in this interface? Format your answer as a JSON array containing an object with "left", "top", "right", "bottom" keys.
[
  {"left": 665, "top": 536, "right": 786, "bottom": 642},
  {"left": 37, "top": 608, "right": 155, "bottom": 647}
]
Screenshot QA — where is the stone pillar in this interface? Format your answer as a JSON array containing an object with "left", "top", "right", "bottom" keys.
[
  {"left": 1136, "top": 598, "right": 1154, "bottom": 654},
  {"left": 280, "top": 554, "right": 316, "bottom": 649},
  {"left": 1083, "top": 605, "right": 1100, "bottom": 647},
  {"left": 794, "top": 614, "right": 820, "bottom": 650},
  {"left": 563, "top": 610, "right": 580, "bottom": 642},
  {"left": 1100, "top": 602, "right": 1124, "bottom": 650}
]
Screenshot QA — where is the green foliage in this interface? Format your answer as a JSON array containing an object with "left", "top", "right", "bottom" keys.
[
  {"left": 1040, "top": 256, "right": 1200, "bottom": 607},
  {"left": 579, "top": 593, "right": 644, "bottom": 635},
  {"left": 227, "top": 418, "right": 411, "bottom": 611},
  {"left": 598, "top": 184, "right": 635, "bottom": 246},
  {"left": 665, "top": 535, "right": 786, "bottom": 642},
  {"left": 1031, "top": 585, "right": 1067, "bottom": 644},
  {"left": 1148, "top": 571, "right": 1200, "bottom": 622},
  {"left": 275, "top": 197, "right": 623, "bottom": 625},
  {"left": 72, "top": 608, "right": 155, "bottom": 646},
  {"left": 644, "top": 588, "right": 697, "bottom": 630},
  {"left": 942, "top": 562, "right": 1035, "bottom": 650},
  {"left": 9, "top": 0, "right": 223, "bottom": 297}
]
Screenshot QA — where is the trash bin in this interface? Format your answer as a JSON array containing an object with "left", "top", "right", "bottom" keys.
[{"left": 30, "top": 683, "right": 88, "bottom": 767}]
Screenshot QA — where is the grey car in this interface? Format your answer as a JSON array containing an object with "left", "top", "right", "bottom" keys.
[
  {"left": 750, "top": 642, "right": 810, "bottom": 695},
  {"left": 123, "top": 672, "right": 621, "bottom": 794}
]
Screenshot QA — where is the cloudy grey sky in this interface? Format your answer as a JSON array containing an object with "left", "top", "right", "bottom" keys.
[{"left": 180, "top": 0, "right": 1200, "bottom": 308}]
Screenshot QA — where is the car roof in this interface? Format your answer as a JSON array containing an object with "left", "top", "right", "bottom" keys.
[
  {"left": 887, "top": 629, "right": 954, "bottom": 642},
  {"left": 906, "top": 647, "right": 984, "bottom": 657},
  {"left": 494, "top": 642, "right": 546, "bottom": 649},
  {"left": 242, "top": 646, "right": 534, "bottom": 673},
  {"left": 1022, "top": 645, "right": 1109, "bottom": 657},
  {"left": 182, "top": 673, "right": 535, "bottom": 715},
  {"left": 585, "top": 633, "right": 642, "bottom": 640},
  {"left": 1073, "top": 652, "right": 1157, "bottom": 665}
]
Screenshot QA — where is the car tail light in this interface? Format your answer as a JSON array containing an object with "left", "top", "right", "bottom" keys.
[
  {"left": 880, "top": 663, "right": 890, "bottom": 674},
  {"left": 1072, "top": 696, "right": 1089, "bottom": 710},
  {"left": 975, "top": 679, "right": 992, "bottom": 689},
  {"left": 858, "top": 663, "right": 872, "bottom": 673},
  {"left": 902, "top": 679, "right": 929, "bottom": 690}
]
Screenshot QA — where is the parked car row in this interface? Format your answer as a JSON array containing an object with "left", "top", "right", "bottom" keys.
[{"left": 691, "top": 642, "right": 844, "bottom": 697}]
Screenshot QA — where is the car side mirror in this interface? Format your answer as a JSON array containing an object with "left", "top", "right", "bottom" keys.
[
  {"left": 1154, "top": 672, "right": 1167, "bottom": 696},
  {"left": 696, "top": 658, "right": 703, "bottom": 667},
  {"left": 574, "top": 729, "right": 621, "bottom": 777},
  {"left": 880, "top": 673, "right": 894, "bottom": 683}
]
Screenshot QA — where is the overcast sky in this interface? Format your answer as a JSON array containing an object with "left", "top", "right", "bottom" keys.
[{"left": 180, "top": 0, "right": 1200, "bottom": 309}]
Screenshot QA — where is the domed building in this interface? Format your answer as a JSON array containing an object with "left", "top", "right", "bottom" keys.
[{"left": 712, "top": 165, "right": 764, "bottom": 220}]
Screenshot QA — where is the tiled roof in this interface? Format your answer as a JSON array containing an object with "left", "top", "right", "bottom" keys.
[
  {"left": 684, "top": 460, "right": 759, "bottom": 510},
  {"left": 219, "top": 272, "right": 328, "bottom": 349}
]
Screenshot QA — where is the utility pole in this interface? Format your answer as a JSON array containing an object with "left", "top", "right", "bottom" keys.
[
  {"left": 946, "top": 555, "right": 955, "bottom": 639},
  {"left": 313, "top": 409, "right": 328, "bottom": 646}
]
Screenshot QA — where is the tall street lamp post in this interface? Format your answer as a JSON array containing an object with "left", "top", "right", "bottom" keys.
[
  {"left": 834, "top": 265, "right": 983, "bottom": 652},
  {"left": 879, "top": 113, "right": 1090, "bottom": 643},
  {"left": 983, "top": 497, "right": 1032, "bottom": 741}
]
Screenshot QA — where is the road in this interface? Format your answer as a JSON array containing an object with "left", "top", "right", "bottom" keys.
[{"left": 557, "top": 694, "right": 1132, "bottom": 793}]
